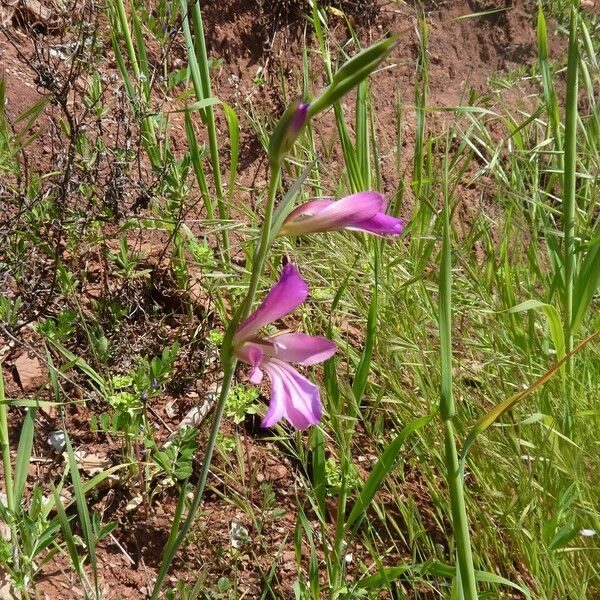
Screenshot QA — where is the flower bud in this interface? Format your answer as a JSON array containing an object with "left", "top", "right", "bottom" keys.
[{"left": 268, "top": 100, "right": 309, "bottom": 166}]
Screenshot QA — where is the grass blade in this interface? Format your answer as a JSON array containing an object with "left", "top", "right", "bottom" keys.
[
  {"left": 461, "top": 329, "right": 600, "bottom": 464},
  {"left": 63, "top": 432, "right": 99, "bottom": 598},
  {"left": 351, "top": 260, "right": 377, "bottom": 405},
  {"left": 13, "top": 406, "right": 36, "bottom": 508},
  {"left": 572, "top": 235, "right": 600, "bottom": 332}
]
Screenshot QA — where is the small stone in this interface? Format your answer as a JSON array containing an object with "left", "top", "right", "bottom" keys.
[
  {"left": 265, "top": 464, "right": 288, "bottom": 481},
  {"left": 14, "top": 353, "right": 46, "bottom": 392},
  {"left": 164, "top": 400, "right": 176, "bottom": 419},
  {"left": 47, "top": 430, "right": 66, "bottom": 453},
  {"left": 230, "top": 521, "right": 249, "bottom": 549}
]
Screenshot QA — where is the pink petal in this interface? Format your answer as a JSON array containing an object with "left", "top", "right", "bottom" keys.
[
  {"left": 350, "top": 213, "right": 405, "bottom": 237},
  {"left": 261, "top": 359, "right": 322, "bottom": 429},
  {"left": 235, "top": 342, "right": 265, "bottom": 383},
  {"left": 261, "top": 363, "right": 286, "bottom": 427},
  {"left": 234, "top": 264, "right": 309, "bottom": 343},
  {"left": 289, "top": 102, "right": 309, "bottom": 138},
  {"left": 281, "top": 192, "right": 384, "bottom": 235},
  {"left": 268, "top": 333, "right": 336, "bottom": 365}
]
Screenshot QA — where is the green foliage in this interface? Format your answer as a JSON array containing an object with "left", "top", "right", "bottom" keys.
[
  {"left": 37, "top": 309, "right": 78, "bottom": 343},
  {"left": 324, "top": 456, "right": 360, "bottom": 496},
  {"left": 225, "top": 384, "right": 260, "bottom": 424},
  {"left": 153, "top": 427, "right": 199, "bottom": 482},
  {"left": 90, "top": 344, "right": 179, "bottom": 451},
  {"left": 208, "top": 329, "right": 225, "bottom": 346},
  {"left": 0, "top": 296, "right": 23, "bottom": 328},
  {"left": 108, "top": 236, "right": 152, "bottom": 280}
]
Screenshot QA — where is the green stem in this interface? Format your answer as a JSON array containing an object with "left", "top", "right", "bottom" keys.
[
  {"left": 239, "top": 168, "right": 281, "bottom": 321},
  {"left": 181, "top": 16, "right": 214, "bottom": 221},
  {"left": 562, "top": 2, "right": 579, "bottom": 437},
  {"left": 0, "top": 366, "right": 17, "bottom": 568},
  {"left": 331, "top": 447, "right": 349, "bottom": 589},
  {"left": 150, "top": 358, "right": 236, "bottom": 600},
  {"left": 444, "top": 419, "right": 477, "bottom": 600},
  {"left": 439, "top": 176, "right": 477, "bottom": 599},
  {"left": 151, "top": 163, "right": 281, "bottom": 599},
  {"left": 189, "top": 0, "right": 230, "bottom": 260},
  {"left": 112, "top": 0, "right": 159, "bottom": 166},
  {"left": 0, "top": 367, "right": 13, "bottom": 511},
  {"left": 113, "top": 0, "right": 141, "bottom": 82}
]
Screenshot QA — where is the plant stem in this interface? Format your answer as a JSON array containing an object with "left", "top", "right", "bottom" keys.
[
  {"left": 112, "top": 0, "right": 159, "bottom": 165},
  {"left": 444, "top": 420, "right": 477, "bottom": 600},
  {"left": 151, "top": 164, "right": 281, "bottom": 598},
  {"left": 562, "top": 2, "right": 579, "bottom": 437},
  {"left": 0, "top": 367, "right": 14, "bottom": 514},
  {"left": 0, "top": 367, "right": 18, "bottom": 570},
  {"left": 439, "top": 168, "right": 478, "bottom": 599},
  {"left": 188, "top": 0, "right": 230, "bottom": 260},
  {"left": 239, "top": 168, "right": 281, "bottom": 321}
]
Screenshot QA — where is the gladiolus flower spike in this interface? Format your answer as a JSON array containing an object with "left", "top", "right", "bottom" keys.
[
  {"left": 233, "top": 264, "right": 336, "bottom": 429},
  {"left": 279, "top": 191, "right": 404, "bottom": 237}
]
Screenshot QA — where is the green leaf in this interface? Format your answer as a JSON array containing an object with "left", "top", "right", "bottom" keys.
[
  {"left": 572, "top": 235, "right": 600, "bottom": 331},
  {"left": 14, "top": 406, "right": 36, "bottom": 507},
  {"left": 310, "top": 427, "right": 327, "bottom": 522},
  {"left": 168, "top": 97, "right": 221, "bottom": 114},
  {"left": 308, "top": 37, "right": 397, "bottom": 119},
  {"left": 549, "top": 522, "right": 579, "bottom": 551},
  {"left": 507, "top": 299, "right": 565, "bottom": 377},
  {"left": 63, "top": 432, "right": 98, "bottom": 595},
  {"left": 47, "top": 340, "right": 107, "bottom": 395},
  {"left": 357, "top": 561, "right": 532, "bottom": 599},
  {"left": 352, "top": 274, "right": 377, "bottom": 404},
  {"left": 222, "top": 102, "right": 239, "bottom": 210}
]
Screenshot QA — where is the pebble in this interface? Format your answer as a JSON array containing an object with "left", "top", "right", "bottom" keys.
[{"left": 47, "top": 430, "right": 66, "bottom": 453}]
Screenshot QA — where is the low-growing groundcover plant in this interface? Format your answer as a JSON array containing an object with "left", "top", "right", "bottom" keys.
[{"left": 1, "top": 0, "right": 599, "bottom": 598}]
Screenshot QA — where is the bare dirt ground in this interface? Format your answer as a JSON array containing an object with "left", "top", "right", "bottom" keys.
[{"left": 0, "top": 0, "right": 576, "bottom": 597}]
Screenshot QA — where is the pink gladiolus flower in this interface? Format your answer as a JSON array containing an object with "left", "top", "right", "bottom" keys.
[
  {"left": 279, "top": 191, "right": 404, "bottom": 237},
  {"left": 233, "top": 264, "right": 336, "bottom": 429}
]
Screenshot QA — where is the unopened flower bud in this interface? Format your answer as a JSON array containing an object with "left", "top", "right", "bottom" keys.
[{"left": 268, "top": 100, "right": 309, "bottom": 166}]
